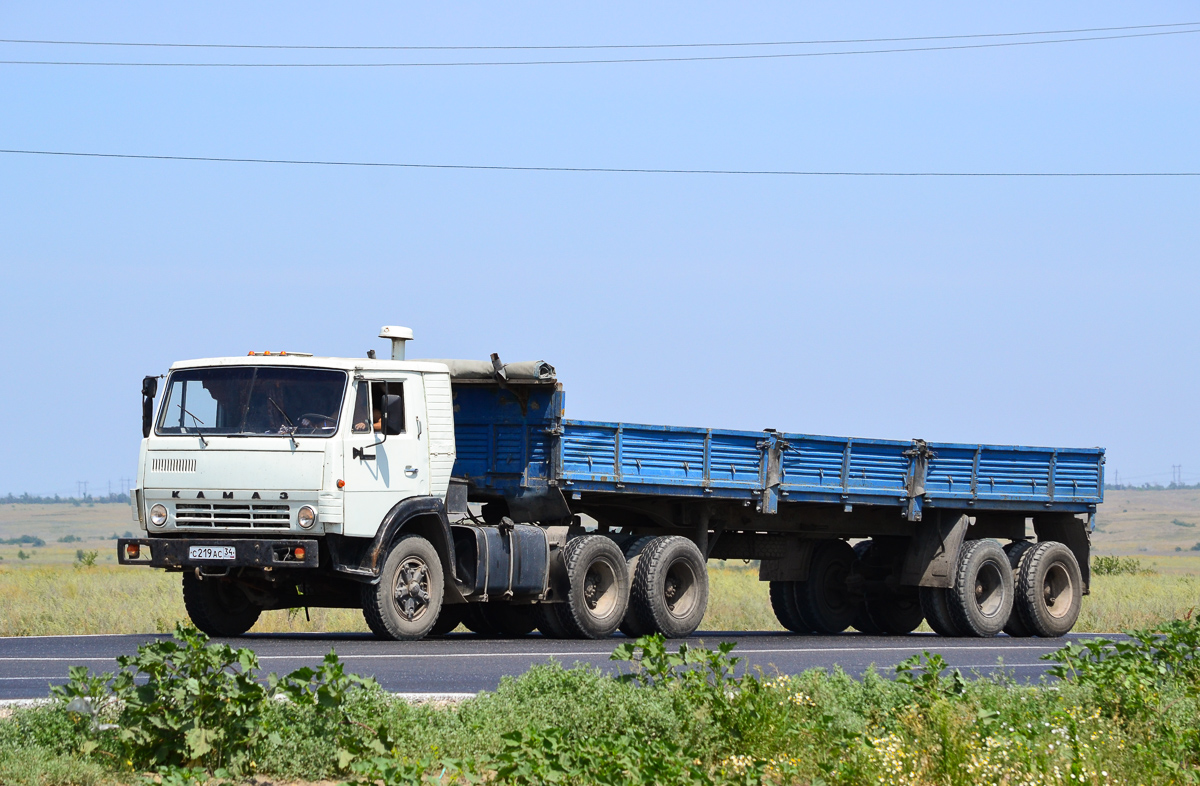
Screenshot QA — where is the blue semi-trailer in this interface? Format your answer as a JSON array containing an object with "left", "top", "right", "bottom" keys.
[{"left": 123, "top": 328, "right": 1101, "bottom": 641}]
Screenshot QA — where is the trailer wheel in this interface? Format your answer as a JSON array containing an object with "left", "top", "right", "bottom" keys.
[
  {"left": 182, "top": 572, "right": 261, "bottom": 637},
  {"left": 946, "top": 539, "right": 1013, "bottom": 638},
  {"left": 361, "top": 534, "right": 444, "bottom": 641},
  {"left": 769, "top": 581, "right": 811, "bottom": 633},
  {"left": 867, "top": 588, "right": 925, "bottom": 635},
  {"left": 556, "top": 535, "right": 630, "bottom": 639},
  {"left": 1002, "top": 541, "right": 1037, "bottom": 637},
  {"left": 796, "top": 540, "right": 860, "bottom": 634},
  {"left": 1013, "top": 541, "right": 1083, "bottom": 638},
  {"left": 626, "top": 536, "right": 708, "bottom": 639},
  {"left": 429, "top": 604, "right": 464, "bottom": 637},
  {"left": 850, "top": 542, "right": 884, "bottom": 635},
  {"left": 618, "top": 536, "right": 658, "bottom": 638},
  {"left": 463, "top": 603, "right": 539, "bottom": 637},
  {"left": 919, "top": 586, "right": 963, "bottom": 637}
]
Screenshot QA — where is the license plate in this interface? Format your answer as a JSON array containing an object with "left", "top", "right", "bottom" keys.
[{"left": 189, "top": 545, "right": 236, "bottom": 561}]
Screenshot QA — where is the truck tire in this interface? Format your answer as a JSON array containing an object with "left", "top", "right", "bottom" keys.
[
  {"left": 618, "top": 536, "right": 658, "bottom": 638},
  {"left": 796, "top": 540, "right": 860, "bottom": 634},
  {"left": 768, "top": 581, "right": 810, "bottom": 632},
  {"left": 626, "top": 536, "right": 708, "bottom": 639},
  {"left": 1013, "top": 541, "right": 1083, "bottom": 638},
  {"left": 463, "top": 603, "right": 539, "bottom": 637},
  {"left": 556, "top": 535, "right": 630, "bottom": 639},
  {"left": 850, "top": 542, "right": 884, "bottom": 635},
  {"left": 361, "top": 534, "right": 445, "bottom": 641},
  {"left": 535, "top": 602, "right": 571, "bottom": 638},
  {"left": 182, "top": 572, "right": 261, "bottom": 637},
  {"left": 429, "top": 604, "right": 464, "bottom": 637},
  {"left": 1002, "top": 541, "right": 1037, "bottom": 637},
  {"left": 946, "top": 539, "right": 1013, "bottom": 638},
  {"left": 919, "top": 586, "right": 963, "bottom": 637},
  {"left": 866, "top": 588, "right": 924, "bottom": 635}
]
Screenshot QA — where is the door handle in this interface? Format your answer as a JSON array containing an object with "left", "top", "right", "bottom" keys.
[{"left": 405, "top": 465, "right": 419, "bottom": 476}]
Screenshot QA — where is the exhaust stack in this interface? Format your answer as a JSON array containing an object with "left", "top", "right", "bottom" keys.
[{"left": 379, "top": 326, "right": 413, "bottom": 360}]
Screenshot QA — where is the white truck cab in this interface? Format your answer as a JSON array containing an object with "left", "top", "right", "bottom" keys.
[{"left": 122, "top": 327, "right": 478, "bottom": 640}]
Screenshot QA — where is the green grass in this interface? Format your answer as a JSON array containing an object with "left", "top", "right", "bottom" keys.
[
  {"left": 2, "top": 502, "right": 1198, "bottom": 637},
  {"left": 3, "top": 561, "right": 1196, "bottom": 637}
]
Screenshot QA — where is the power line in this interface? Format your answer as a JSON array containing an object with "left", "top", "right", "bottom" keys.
[
  {"left": 1, "top": 28, "right": 1197, "bottom": 67},
  {"left": 2, "top": 21, "right": 1196, "bottom": 51},
  {"left": 2, "top": 148, "right": 1198, "bottom": 176}
]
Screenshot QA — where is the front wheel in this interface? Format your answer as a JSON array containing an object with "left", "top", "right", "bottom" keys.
[
  {"left": 182, "top": 572, "right": 262, "bottom": 637},
  {"left": 361, "top": 534, "right": 445, "bottom": 641}
]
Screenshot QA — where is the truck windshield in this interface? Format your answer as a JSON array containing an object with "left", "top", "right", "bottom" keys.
[{"left": 156, "top": 367, "right": 347, "bottom": 437}]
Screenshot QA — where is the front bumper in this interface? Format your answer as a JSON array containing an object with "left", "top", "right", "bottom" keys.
[{"left": 117, "top": 538, "right": 319, "bottom": 569}]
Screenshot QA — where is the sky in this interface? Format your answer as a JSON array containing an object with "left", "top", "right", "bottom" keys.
[{"left": 1, "top": 2, "right": 1198, "bottom": 496}]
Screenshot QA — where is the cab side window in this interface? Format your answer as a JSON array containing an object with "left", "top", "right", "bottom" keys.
[
  {"left": 351, "top": 382, "right": 371, "bottom": 433},
  {"left": 370, "top": 381, "right": 405, "bottom": 435}
]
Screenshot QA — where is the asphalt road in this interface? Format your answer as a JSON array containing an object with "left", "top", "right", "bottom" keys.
[{"left": 0, "top": 630, "right": 1114, "bottom": 700}]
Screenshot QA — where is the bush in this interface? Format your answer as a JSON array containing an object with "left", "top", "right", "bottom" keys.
[
  {"left": 1092, "top": 554, "right": 1146, "bottom": 575},
  {"left": 12, "top": 623, "right": 1200, "bottom": 784},
  {"left": 52, "top": 625, "right": 384, "bottom": 778},
  {"left": 1, "top": 535, "right": 46, "bottom": 547}
]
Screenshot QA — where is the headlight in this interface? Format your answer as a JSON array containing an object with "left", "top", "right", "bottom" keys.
[
  {"left": 297, "top": 505, "right": 317, "bottom": 529},
  {"left": 149, "top": 504, "right": 168, "bottom": 527}
]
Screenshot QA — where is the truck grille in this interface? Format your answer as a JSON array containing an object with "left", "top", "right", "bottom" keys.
[{"left": 174, "top": 503, "right": 291, "bottom": 528}]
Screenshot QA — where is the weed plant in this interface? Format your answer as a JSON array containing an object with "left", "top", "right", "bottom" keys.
[{"left": 3, "top": 617, "right": 1199, "bottom": 785}]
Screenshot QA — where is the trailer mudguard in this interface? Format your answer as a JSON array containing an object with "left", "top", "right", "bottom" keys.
[
  {"left": 1033, "top": 513, "right": 1091, "bottom": 594},
  {"left": 900, "top": 511, "right": 970, "bottom": 588}
]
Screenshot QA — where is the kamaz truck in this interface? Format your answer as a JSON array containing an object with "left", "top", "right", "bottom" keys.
[{"left": 119, "top": 326, "right": 1102, "bottom": 641}]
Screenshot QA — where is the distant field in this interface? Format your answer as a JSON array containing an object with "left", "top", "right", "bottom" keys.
[{"left": 1, "top": 494, "right": 1198, "bottom": 637}]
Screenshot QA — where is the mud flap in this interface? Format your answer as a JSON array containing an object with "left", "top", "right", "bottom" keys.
[
  {"left": 900, "top": 511, "right": 970, "bottom": 588},
  {"left": 1033, "top": 514, "right": 1091, "bottom": 595}
]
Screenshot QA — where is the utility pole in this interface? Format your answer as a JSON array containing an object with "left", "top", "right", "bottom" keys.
[
  {"left": 120, "top": 477, "right": 133, "bottom": 495},
  {"left": 1173, "top": 465, "right": 1182, "bottom": 486}
]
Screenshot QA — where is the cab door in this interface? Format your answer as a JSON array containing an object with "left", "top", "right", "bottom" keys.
[{"left": 342, "top": 373, "right": 429, "bottom": 538}]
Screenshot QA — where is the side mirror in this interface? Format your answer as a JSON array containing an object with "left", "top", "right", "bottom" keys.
[
  {"left": 141, "top": 376, "right": 158, "bottom": 438},
  {"left": 381, "top": 394, "right": 404, "bottom": 436}
]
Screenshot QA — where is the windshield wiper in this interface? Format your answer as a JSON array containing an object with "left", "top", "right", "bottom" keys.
[
  {"left": 178, "top": 406, "right": 208, "bottom": 446},
  {"left": 268, "top": 397, "right": 299, "bottom": 447}
]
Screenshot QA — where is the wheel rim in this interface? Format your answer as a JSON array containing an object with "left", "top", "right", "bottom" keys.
[
  {"left": 973, "top": 560, "right": 1005, "bottom": 618},
  {"left": 582, "top": 558, "right": 620, "bottom": 619},
  {"left": 663, "top": 558, "right": 700, "bottom": 620},
  {"left": 1043, "top": 562, "right": 1074, "bottom": 619},
  {"left": 819, "top": 559, "right": 853, "bottom": 615},
  {"left": 393, "top": 556, "right": 432, "bottom": 622}
]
